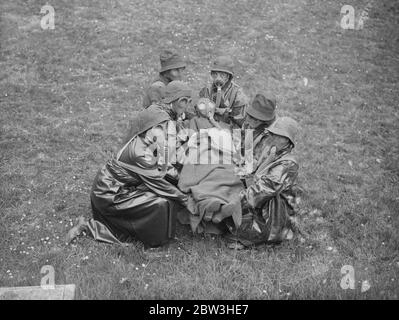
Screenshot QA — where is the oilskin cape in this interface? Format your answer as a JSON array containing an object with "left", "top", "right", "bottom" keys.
[
  {"left": 87, "top": 105, "right": 187, "bottom": 247},
  {"left": 225, "top": 152, "right": 299, "bottom": 246}
]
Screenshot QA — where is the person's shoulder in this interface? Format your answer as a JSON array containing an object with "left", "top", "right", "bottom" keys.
[
  {"left": 147, "top": 101, "right": 163, "bottom": 108},
  {"left": 144, "top": 81, "right": 165, "bottom": 97},
  {"left": 146, "top": 76, "right": 167, "bottom": 90},
  {"left": 276, "top": 154, "right": 298, "bottom": 168},
  {"left": 146, "top": 103, "right": 166, "bottom": 114},
  {"left": 230, "top": 81, "right": 246, "bottom": 92},
  {"left": 231, "top": 81, "right": 249, "bottom": 102},
  {"left": 151, "top": 80, "right": 167, "bottom": 88},
  {"left": 230, "top": 81, "right": 241, "bottom": 89}
]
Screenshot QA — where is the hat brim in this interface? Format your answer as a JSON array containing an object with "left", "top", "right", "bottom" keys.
[
  {"left": 160, "top": 62, "right": 186, "bottom": 73},
  {"left": 267, "top": 120, "right": 297, "bottom": 146},
  {"left": 127, "top": 108, "right": 170, "bottom": 141},
  {"left": 246, "top": 106, "right": 276, "bottom": 122},
  {"left": 162, "top": 89, "right": 192, "bottom": 104},
  {"left": 210, "top": 67, "right": 233, "bottom": 76}
]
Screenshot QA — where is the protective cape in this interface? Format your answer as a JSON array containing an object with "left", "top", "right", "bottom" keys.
[
  {"left": 87, "top": 106, "right": 187, "bottom": 247},
  {"left": 225, "top": 153, "right": 299, "bottom": 246}
]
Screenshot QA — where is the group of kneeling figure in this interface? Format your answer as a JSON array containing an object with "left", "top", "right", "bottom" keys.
[{"left": 67, "top": 52, "right": 302, "bottom": 249}]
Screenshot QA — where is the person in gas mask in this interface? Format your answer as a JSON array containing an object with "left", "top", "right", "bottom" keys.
[
  {"left": 199, "top": 56, "right": 249, "bottom": 128},
  {"left": 199, "top": 94, "right": 280, "bottom": 228},
  {"left": 67, "top": 81, "right": 193, "bottom": 248},
  {"left": 142, "top": 50, "right": 186, "bottom": 109},
  {"left": 226, "top": 116, "right": 302, "bottom": 248}
]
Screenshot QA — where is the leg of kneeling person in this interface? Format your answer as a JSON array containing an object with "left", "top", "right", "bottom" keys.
[{"left": 132, "top": 195, "right": 178, "bottom": 247}]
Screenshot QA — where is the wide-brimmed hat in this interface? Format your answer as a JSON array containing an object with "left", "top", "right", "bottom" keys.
[
  {"left": 162, "top": 81, "right": 192, "bottom": 104},
  {"left": 160, "top": 50, "right": 186, "bottom": 73},
  {"left": 267, "top": 116, "right": 300, "bottom": 146},
  {"left": 246, "top": 94, "right": 276, "bottom": 122},
  {"left": 210, "top": 56, "right": 234, "bottom": 76}
]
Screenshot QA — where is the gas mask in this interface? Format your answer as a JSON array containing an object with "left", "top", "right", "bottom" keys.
[
  {"left": 211, "top": 71, "right": 230, "bottom": 88},
  {"left": 196, "top": 98, "right": 216, "bottom": 118},
  {"left": 211, "top": 71, "right": 230, "bottom": 108}
]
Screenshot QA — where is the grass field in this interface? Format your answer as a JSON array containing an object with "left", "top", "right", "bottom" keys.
[{"left": 0, "top": 0, "right": 398, "bottom": 299}]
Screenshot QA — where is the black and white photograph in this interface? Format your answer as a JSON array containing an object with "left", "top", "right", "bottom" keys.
[{"left": 0, "top": 0, "right": 398, "bottom": 304}]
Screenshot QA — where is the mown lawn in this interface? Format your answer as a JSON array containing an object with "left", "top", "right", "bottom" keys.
[{"left": 0, "top": 0, "right": 398, "bottom": 299}]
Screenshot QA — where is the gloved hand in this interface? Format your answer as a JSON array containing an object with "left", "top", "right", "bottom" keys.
[
  {"left": 215, "top": 107, "right": 228, "bottom": 115},
  {"left": 207, "top": 111, "right": 221, "bottom": 129}
]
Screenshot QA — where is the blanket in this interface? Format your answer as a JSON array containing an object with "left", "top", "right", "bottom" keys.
[{"left": 178, "top": 127, "right": 244, "bottom": 233}]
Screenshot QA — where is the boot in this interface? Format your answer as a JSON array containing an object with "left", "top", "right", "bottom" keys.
[{"left": 66, "top": 216, "right": 87, "bottom": 244}]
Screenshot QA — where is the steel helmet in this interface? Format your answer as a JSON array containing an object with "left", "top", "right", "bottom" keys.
[
  {"left": 211, "top": 56, "right": 234, "bottom": 76},
  {"left": 267, "top": 116, "right": 300, "bottom": 147}
]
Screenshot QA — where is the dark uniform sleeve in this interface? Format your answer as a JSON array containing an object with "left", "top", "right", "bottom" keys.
[
  {"left": 230, "top": 87, "right": 249, "bottom": 128},
  {"left": 199, "top": 87, "right": 210, "bottom": 99},
  {"left": 140, "top": 174, "right": 188, "bottom": 206}
]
